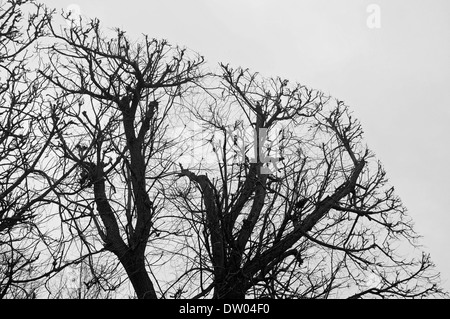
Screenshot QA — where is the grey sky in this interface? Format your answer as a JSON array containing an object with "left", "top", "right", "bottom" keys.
[{"left": 40, "top": 0, "right": 450, "bottom": 294}]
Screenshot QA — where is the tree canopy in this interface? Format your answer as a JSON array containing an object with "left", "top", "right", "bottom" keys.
[{"left": 0, "top": 0, "right": 446, "bottom": 299}]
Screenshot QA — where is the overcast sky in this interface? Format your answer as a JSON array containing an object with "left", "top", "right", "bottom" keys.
[{"left": 40, "top": 0, "right": 450, "bottom": 294}]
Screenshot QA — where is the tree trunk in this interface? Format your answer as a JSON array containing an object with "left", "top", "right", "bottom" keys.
[
  {"left": 214, "top": 274, "right": 247, "bottom": 299},
  {"left": 119, "top": 252, "right": 157, "bottom": 299}
]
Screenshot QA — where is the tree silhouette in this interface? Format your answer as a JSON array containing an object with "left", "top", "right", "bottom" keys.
[
  {"left": 172, "top": 64, "right": 445, "bottom": 299},
  {"left": 38, "top": 15, "right": 204, "bottom": 298},
  {"left": 0, "top": 2, "right": 446, "bottom": 299},
  {"left": 0, "top": 0, "right": 58, "bottom": 298}
]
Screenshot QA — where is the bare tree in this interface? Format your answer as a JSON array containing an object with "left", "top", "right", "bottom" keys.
[
  {"left": 172, "top": 64, "right": 446, "bottom": 299},
  {"left": 1, "top": 1, "right": 445, "bottom": 300},
  {"left": 0, "top": 0, "right": 61, "bottom": 298},
  {"left": 38, "top": 15, "right": 204, "bottom": 299}
]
